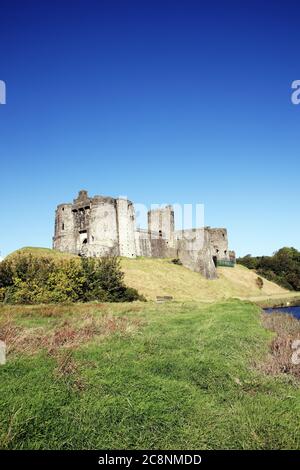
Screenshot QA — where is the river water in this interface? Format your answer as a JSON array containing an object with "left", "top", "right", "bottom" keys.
[{"left": 264, "top": 306, "right": 300, "bottom": 320}]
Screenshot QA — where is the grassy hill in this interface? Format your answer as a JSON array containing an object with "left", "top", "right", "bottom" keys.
[
  {"left": 4, "top": 247, "right": 300, "bottom": 305},
  {"left": 6, "top": 246, "right": 76, "bottom": 260},
  {"left": 121, "top": 257, "right": 289, "bottom": 302}
]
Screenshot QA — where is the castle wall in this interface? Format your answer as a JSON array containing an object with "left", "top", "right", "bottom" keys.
[
  {"left": 175, "top": 229, "right": 217, "bottom": 279},
  {"left": 135, "top": 230, "right": 176, "bottom": 258},
  {"left": 148, "top": 206, "right": 174, "bottom": 240},
  {"left": 206, "top": 228, "right": 229, "bottom": 260},
  {"left": 135, "top": 230, "right": 152, "bottom": 257},
  {"left": 149, "top": 238, "right": 171, "bottom": 258},
  {"left": 116, "top": 198, "right": 136, "bottom": 258}
]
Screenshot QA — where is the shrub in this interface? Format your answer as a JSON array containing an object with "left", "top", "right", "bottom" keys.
[
  {"left": 0, "top": 287, "right": 6, "bottom": 302},
  {"left": 0, "top": 259, "right": 14, "bottom": 288},
  {"left": 0, "top": 254, "right": 143, "bottom": 304},
  {"left": 171, "top": 258, "right": 182, "bottom": 265},
  {"left": 256, "top": 276, "right": 264, "bottom": 290}
]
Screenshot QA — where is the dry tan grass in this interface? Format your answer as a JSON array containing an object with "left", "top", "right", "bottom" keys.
[
  {"left": 0, "top": 303, "right": 110, "bottom": 318},
  {"left": 0, "top": 313, "right": 143, "bottom": 357},
  {"left": 121, "top": 257, "right": 289, "bottom": 302},
  {"left": 0, "top": 302, "right": 144, "bottom": 319},
  {"left": 260, "top": 313, "right": 300, "bottom": 379},
  {"left": 217, "top": 265, "right": 288, "bottom": 296}
]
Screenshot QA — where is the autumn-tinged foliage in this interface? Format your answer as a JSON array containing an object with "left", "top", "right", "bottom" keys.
[
  {"left": 237, "top": 247, "right": 300, "bottom": 291},
  {"left": 0, "top": 254, "right": 144, "bottom": 304}
]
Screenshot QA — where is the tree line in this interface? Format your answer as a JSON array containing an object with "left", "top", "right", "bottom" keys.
[{"left": 237, "top": 247, "right": 300, "bottom": 291}]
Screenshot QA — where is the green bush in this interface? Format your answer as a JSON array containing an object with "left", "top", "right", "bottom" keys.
[{"left": 0, "top": 254, "right": 144, "bottom": 304}]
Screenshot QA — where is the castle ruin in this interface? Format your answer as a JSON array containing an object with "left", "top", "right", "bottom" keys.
[{"left": 53, "top": 190, "right": 234, "bottom": 279}]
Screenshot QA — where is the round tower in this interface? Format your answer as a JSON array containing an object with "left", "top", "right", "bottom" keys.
[{"left": 53, "top": 203, "right": 76, "bottom": 253}]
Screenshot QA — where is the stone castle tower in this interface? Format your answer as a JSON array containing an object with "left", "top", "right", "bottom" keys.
[
  {"left": 53, "top": 190, "right": 234, "bottom": 279},
  {"left": 53, "top": 190, "right": 136, "bottom": 258}
]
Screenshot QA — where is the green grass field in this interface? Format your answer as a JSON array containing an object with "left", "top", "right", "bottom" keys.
[{"left": 1, "top": 299, "right": 300, "bottom": 450}]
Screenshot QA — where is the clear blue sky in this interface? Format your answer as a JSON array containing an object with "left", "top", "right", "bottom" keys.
[{"left": 0, "top": 0, "right": 299, "bottom": 258}]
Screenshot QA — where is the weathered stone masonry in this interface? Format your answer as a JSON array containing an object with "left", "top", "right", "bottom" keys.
[{"left": 53, "top": 190, "right": 235, "bottom": 279}]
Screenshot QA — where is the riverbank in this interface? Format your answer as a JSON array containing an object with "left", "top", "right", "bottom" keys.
[
  {"left": 241, "top": 292, "right": 300, "bottom": 308},
  {"left": 261, "top": 310, "right": 300, "bottom": 379}
]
